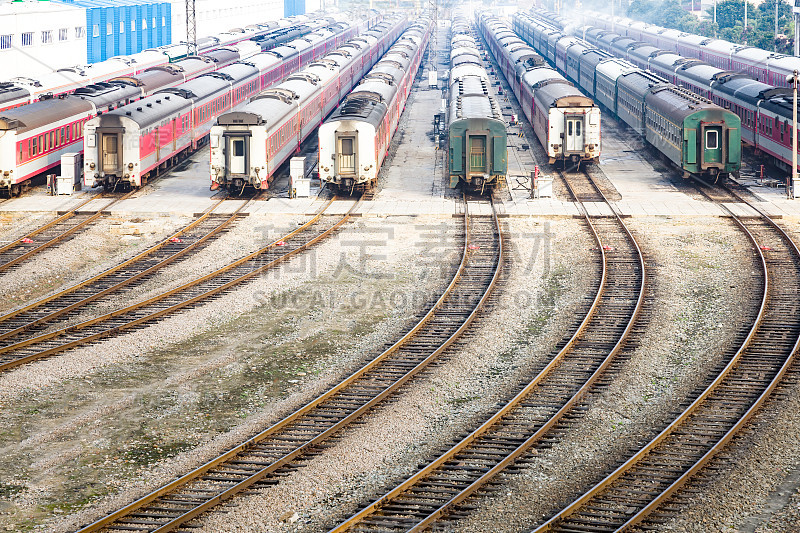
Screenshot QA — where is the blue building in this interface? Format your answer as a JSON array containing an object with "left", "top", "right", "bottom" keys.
[
  {"left": 56, "top": 0, "right": 171, "bottom": 62},
  {"left": 284, "top": 0, "right": 304, "bottom": 17}
]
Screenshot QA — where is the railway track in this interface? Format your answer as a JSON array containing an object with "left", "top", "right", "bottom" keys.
[
  {"left": 75, "top": 195, "right": 501, "bottom": 533},
  {"left": 533, "top": 179, "right": 800, "bottom": 532},
  {"left": 0, "top": 195, "right": 347, "bottom": 372},
  {"left": 329, "top": 169, "right": 645, "bottom": 532},
  {"left": 0, "top": 191, "right": 135, "bottom": 272},
  {"left": 0, "top": 197, "right": 255, "bottom": 348}
]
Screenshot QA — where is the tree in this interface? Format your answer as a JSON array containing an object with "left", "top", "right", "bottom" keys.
[{"left": 708, "top": 0, "right": 756, "bottom": 32}]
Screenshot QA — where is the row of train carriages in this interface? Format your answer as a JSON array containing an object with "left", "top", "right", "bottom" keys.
[
  {"left": 1, "top": 7, "right": 752, "bottom": 199},
  {"left": 317, "top": 18, "right": 432, "bottom": 194},
  {"left": 82, "top": 14, "right": 391, "bottom": 192},
  {"left": 0, "top": 12, "right": 380, "bottom": 196},
  {"left": 556, "top": 12, "right": 798, "bottom": 175},
  {"left": 446, "top": 15, "right": 507, "bottom": 193},
  {"left": 512, "top": 12, "right": 741, "bottom": 180},
  {"left": 206, "top": 16, "right": 433, "bottom": 195},
  {"left": 478, "top": 14, "right": 601, "bottom": 169}
]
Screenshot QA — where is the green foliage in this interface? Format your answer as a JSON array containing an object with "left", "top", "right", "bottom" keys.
[{"left": 622, "top": 0, "right": 794, "bottom": 53}]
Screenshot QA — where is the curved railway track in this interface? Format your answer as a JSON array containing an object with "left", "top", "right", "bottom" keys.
[
  {"left": 533, "top": 180, "right": 800, "bottom": 532},
  {"left": 0, "top": 191, "right": 137, "bottom": 272},
  {"left": 0, "top": 196, "right": 251, "bottom": 348},
  {"left": 0, "top": 195, "right": 347, "bottom": 372},
  {"left": 75, "top": 195, "right": 502, "bottom": 533},
  {"left": 329, "top": 169, "right": 645, "bottom": 532}
]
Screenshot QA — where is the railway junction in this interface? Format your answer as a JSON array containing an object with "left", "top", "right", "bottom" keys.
[{"left": 3, "top": 6, "right": 800, "bottom": 533}]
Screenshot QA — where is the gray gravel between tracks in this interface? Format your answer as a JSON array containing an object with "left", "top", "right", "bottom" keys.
[
  {"left": 451, "top": 216, "right": 758, "bottom": 533},
  {"left": 182, "top": 216, "right": 596, "bottom": 532},
  {"left": 651, "top": 219, "right": 800, "bottom": 533},
  {"left": 0, "top": 215, "right": 460, "bottom": 532},
  {"left": 0, "top": 214, "right": 194, "bottom": 313}
]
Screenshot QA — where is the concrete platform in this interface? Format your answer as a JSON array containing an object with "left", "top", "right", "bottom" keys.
[{"left": 3, "top": 55, "right": 800, "bottom": 221}]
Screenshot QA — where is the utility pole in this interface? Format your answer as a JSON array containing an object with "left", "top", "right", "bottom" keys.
[
  {"left": 795, "top": 0, "right": 800, "bottom": 56},
  {"left": 186, "top": 0, "right": 197, "bottom": 56},
  {"left": 744, "top": 0, "right": 748, "bottom": 44},
  {"left": 776, "top": 0, "right": 780, "bottom": 52},
  {"left": 793, "top": 70, "right": 798, "bottom": 198}
]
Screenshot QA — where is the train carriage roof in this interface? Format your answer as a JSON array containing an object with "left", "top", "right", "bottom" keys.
[
  {"left": 644, "top": 85, "right": 722, "bottom": 123},
  {"left": 711, "top": 74, "right": 770, "bottom": 106},
  {"left": 349, "top": 80, "right": 397, "bottom": 105},
  {"left": 451, "top": 47, "right": 482, "bottom": 61},
  {"left": 0, "top": 96, "right": 93, "bottom": 132},
  {"left": 267, "top": 45, "right": 299, "bottom": 60},
  {"left": 111, "top": 68, "right": 182, "bottom": 95},
  {"left": 449, "top": 94, "right": 502, "bottom": 122},
  {"left": 565, "top": 41, "right": 592, "bottom": 56},
  {"left": 0, "top": 83, "right": 31, "bottom": 107},
  {"left": 702, "top": 39, "right": 739, "bottom": 55},
  {"left": 521, "top": 67, "right": 568, "bottom": 89},
  {"left": 759, "top": 93, "right": 795, "bottom": 119},
  {"left": 205, "top": 48, "right": 241, "bottom": 65},
  {"left": 555, "top": 36, "right": 579, "bottom": 51},
  {"left": 579, "top": 49, "right": 613, "bottom": 69},
  {"left": 451, "top": 63, "right": 489, "bottom": 83},
  {"left": 218, "top": 97, "right": 293, "bottom": 127},
  {"left": 326, "top": 96, "right": 388, "bottom": 128},
  {"left": 732, "top": 46, "right": 775, "bottom": 63},
  {"left": 596, "top": 58, "right": 639, "bottom": 81},
  {"left": 158, "top": 73, "right": 231, "bottom": 101},
  {"left": 533, "top": 82, "right": 595, "bottom": 109},
  {"left": 649, "top": 53, "right": 683, "bottom": 72},
  {"left": 456, "top": 75, "right": 489, "bottom": 97},
  {"left": 626, "top": 43, "right": 662, "bottom": 62},
  {"left": 675, "top": 62, "right": 726, "bottom": 87},
  {"left": 767, "top": 55, "right": 800, "bottom": 73},
  {"left": 99, "top": 93, "right": 190, "bottom": 130},
  {"left": 617, "top": 70, "right": 670, "bottom": 100}
]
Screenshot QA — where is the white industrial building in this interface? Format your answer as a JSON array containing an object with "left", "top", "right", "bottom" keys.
[
  {"left": 0, "top": 0, "right": 294, "bottom": 79},
  {"left": 0, "top": 1, "right": 87, "bottom": 79}
]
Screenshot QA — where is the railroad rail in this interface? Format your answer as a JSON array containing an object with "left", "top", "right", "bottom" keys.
[
  {"left": 533, "top": 179, "right": 800, "bottom": 532},
  {"left": 75, "top": 195, "right": 502, "bottom": 533},
  {"left": 0, "top": 195, "right": 348, "bottom": 372},
  {"left": 329, "top": 169, "right": 645, "bottom": 532},
  {"left": 0, "top": 191, "right": 135, "bottom": 272},
  {"left": 0, "top": 196, "right": 251, "bottom": 347}
]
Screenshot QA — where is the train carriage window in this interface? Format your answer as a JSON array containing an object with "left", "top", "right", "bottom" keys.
[{"left": 706, "top": 130, "right": 719, "bottom": 150}]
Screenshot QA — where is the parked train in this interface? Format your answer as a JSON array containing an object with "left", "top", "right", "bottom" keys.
[
  {"left": 83, "top": 16, "right": 388, "bottom": 191},
  {"left": 0, "top": 17, "right": 373, "bottom": 196},
  {"left": 579, "top": 10, "right": 800, "bottom": 88},
  {"left": 209, "top": 16, "right": 409, "bottom": 193},
  {"left": 447, "top": 16, "right": 507, "bottom": 192},
  {"left": 540, "top": 11, "right": 798, "bottom": 175},
  {"left": 319, "top": 18, "right": 433, "bottom": 194},
  {"left": 515, "top": 13, "right": 742, "bottom": 180},
  {"left": 0, "top": 13, "right": 346, "bottom": 112},
  {"left": 478, "top": 14, "right": 601, "bottom": 166}
]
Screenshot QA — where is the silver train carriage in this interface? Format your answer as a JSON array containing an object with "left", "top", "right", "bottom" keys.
[
  {"left": 319, "top": 19, "right": 433, "bottom": 194},
  {"left": 208, "top": 16, "right": 408, "bottom": 192}
]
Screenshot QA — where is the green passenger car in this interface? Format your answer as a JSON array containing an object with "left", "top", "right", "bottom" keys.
[
  {"left": 448, "top": 114, "right": 508, "bottom": 190},
  {"left": 644, "top": 86, "right": 741, "bottom": 179}
]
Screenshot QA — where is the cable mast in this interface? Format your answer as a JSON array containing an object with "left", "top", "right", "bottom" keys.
[{"left": 186, "top": 0, "right": 197, "bottom": 56}]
